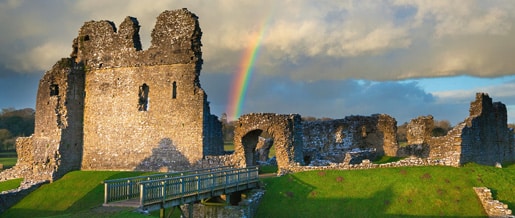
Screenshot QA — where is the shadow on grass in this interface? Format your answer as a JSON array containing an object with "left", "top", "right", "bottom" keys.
[
  {"left": 0, "top": 171, "right": 149, "bottom": 218},
  {"left": 257, "top": 170, "right": 491, "bottom": 218},
  {"left": 258, "top": 174, "right": 395, "bottom": 217}
]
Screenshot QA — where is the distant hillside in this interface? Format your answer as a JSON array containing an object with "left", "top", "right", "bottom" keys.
[{"left": 0, "top": 108, "right": 35, "bottom": 151}]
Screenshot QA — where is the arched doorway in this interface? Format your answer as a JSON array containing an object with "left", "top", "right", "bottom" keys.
[
  {"left": 232, "top": 113, "right": 304, "bottom": 174},
  {"left": 241, "top": 129, "right": 263, "bottom": 166},
  {"left": 241, "top": 130, "right": 275, "bottom": 166}
]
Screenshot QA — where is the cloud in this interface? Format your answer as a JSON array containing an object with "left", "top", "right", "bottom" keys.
[
  {"left": 1, "top": 0, "right": 513, "bottom": 80},
  {"left": 202, "top": 72, "right": 472, "bottom": 124}
]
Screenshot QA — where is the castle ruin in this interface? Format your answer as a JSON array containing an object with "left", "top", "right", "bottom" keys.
[
  {"left": 2, "top": 9, "right": 223, "bottom": 182},
  {"left": 1, "top": 9, "right": 514, "bottom": 184}
]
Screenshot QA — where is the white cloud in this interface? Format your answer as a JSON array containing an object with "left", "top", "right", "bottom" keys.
[
  {"left": 12, "top": 42, "right": 70, "bottom": 72},
  {"left": 1, "top": 0, "right": 515, "bottom": 81}
]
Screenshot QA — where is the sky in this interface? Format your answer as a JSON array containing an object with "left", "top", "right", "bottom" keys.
[{"left": 1, "top": 0, "right": 515, "bottom": 125}]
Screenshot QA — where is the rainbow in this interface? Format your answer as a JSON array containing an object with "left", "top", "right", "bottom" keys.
[{"left": 226, "top": 19, "right": 270, "bottom": 121}]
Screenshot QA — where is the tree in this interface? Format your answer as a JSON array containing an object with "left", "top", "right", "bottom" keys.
[
  {"left": 432, "top": 119, "right": 453, "bottom": 137},
  {"left": 0, "top": 108, "right": 35, "bottom": 151},
  {"left": 397, "top": 122, "right": 408, "bottom": 143},
  {"left": 0, "top": 129, "right": 12, "bottom": 151},
  {"left": 0, "top": 108, "right": 35, "bottom": 136}
]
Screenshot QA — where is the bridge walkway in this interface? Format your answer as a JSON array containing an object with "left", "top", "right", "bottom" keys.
[{"left": 102, "top": 166, "right": 260, "bottom": 217}]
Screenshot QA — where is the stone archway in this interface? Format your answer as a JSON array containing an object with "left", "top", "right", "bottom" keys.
[
  {"left": 233, "top": 113, "right": 304, "bottom": 174},
  {"left": 241, "top": 129, "right": 263, "bottom": 166}
]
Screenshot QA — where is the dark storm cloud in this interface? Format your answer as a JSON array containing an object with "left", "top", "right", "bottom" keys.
[
  {"left": 202, "top": 72, "right": 469, "bottom": 124},
  {"left": 1, "top": 0, "right": 514, "bottom": 124}
]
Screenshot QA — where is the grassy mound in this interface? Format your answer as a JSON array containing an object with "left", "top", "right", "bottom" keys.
[
  {"left": 2, "top": 163, "right": 514, "bottom": 217},
  {"left": 0, "top": 171, "right": 152, "bottom": 218},
  {"left": 257, "top": 163, "right": 515, "bottom": 217}
]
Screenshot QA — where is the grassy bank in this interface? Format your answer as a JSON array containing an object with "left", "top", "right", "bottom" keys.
[
  {"left": 257, "top": 163, "right": 515, "bottom": 217},
  {"left": 2, "top": 163, "right": 514, "bottom": 217},
  {"left": 0, "top": 178, "right": 23, "bottom": 192},
  {"left": 0, "top": 171, "right": 153, "bottom": 218}
]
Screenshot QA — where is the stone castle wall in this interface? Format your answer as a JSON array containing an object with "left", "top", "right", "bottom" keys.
[
  {"left": 302, "top": 114, "right": 398, "bottom": 164},
  {"left": 232, "top": 94, "right": 514, "bottom": 173},
  {"left": 399, "top": 93, "right": 515, "bottom": 167},
  {"left": 460, "top": 93, "right": 515, "bottom": 165},
  {"left": 2, "top": 9, "right": 223, "bottom": 181},
  {"left": 232, "top": 113, "right": 304, "bottom": 174},
  {"left": 77, "top": 9, "right": 216, "bottom": 171},
  {"left": 6, "top": 59, "right": 85, "bottom": 181},
  {"left": 2, "top": 8, "right": 514, "bottom": 187}
]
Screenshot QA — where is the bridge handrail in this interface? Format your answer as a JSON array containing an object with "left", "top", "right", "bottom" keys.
[
  {"left": 138, "top": 166, "right": 259, "bottom": 207},
  {"left": 104, "top": 166, "right": 232, "bottom": 204}
]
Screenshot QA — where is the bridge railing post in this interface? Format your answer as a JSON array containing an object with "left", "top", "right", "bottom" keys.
[
  {"left": 237, "top": 168, "right": 241, "bottom": 184},
  {"left": 196, "top": 176, "right": 200, "bottom": 193},
  {"left": 104, "top": 181, "right": 109, "bottom": 204},
  {"left": 161, "top": 181, "right": 166, "bottom": 203},
  {"left": 181, "top": 178, "right": 185, "bottom": 197},
  {"left": 127, "top": 179, "right": 132, "bottom": 200},
  {"left": 139, "top": 182, "right": 146, "bottom": 206}
]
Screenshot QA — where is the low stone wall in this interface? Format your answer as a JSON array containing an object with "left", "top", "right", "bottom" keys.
[
  {"left": 473, "top": 187, "right": 513, "bottom": 217},
  {"left": 285, "top": 156, "right": 459, "bottom": 174},
  {"left": 0, "top": 180, "right": 48, "bottom": 213}
]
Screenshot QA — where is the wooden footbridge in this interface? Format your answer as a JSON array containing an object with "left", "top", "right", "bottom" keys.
[{"left": 102, "top": 166, "right": 260, "bottom": 217}]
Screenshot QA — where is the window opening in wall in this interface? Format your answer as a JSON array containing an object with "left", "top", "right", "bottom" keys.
[
  {"left": 138, "top": 83, "right": 149, "bottom": 111},
  {"left": 172, "top": 81, "right": 177, "bottom": 99},
  {"left": 50, "top": 84, "right": 59, "bottom": 96}
]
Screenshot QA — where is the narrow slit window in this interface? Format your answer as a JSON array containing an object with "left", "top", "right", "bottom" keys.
[
  {"left": 138, "top": 83, "right": 149, "bottom": 111},
  {"left": 50, "top": 84, "right": 59, "bottom": 96},
  {"left": 172, "top": 81, "right": 177, "bottom": 99}
]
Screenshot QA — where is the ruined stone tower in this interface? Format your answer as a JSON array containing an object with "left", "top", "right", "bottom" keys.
[{"left": 7, "top": 9, "right": 223, "bottom": 181}]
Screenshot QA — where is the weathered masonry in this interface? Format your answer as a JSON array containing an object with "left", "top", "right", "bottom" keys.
[
  {"left": 232, "top": 113, "right": 304, "bottom": 174},
  {"left": 302, "top": 114, "right": 398, "bottom": 164},
  {"left": 399, "top": 93, "right": 515, "bottom": 166},
  {"left": 1, "top": 9, "right": 514, "bottom": 185},
  {"left": 3, "top": 9, "right": 223, "bottom": 181},
  {"left": 232, "top": 93, "right": 515, "bottom": 172}
]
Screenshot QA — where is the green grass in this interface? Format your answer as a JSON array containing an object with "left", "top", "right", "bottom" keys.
[
  {"left": 3, "top": 164, "right": 515, "bottom": 217},
  {"left": 0, "top": 171, "right": 155, "bottom": 218},
  {"left": 259, "top": 165, "right": 278, "bottom": 174},
  {"left": 257, "top": 163, "right": 515, "bottom": 217},
  {"left": 0, "top": 178, "right": 23, "bottom": 192},
  {"left": 0, "top": 152, "right": 17, "bottom": 169}
]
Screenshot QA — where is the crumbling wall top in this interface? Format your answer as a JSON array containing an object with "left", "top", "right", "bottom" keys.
[
  {"left": 73, "top": 8, "right": 202, "bottom": 71},
  {"left": 406, "top": 115, "right": 434, "bottom": 145}
]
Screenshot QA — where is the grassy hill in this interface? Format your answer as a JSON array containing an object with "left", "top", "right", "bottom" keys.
[
  {"left": 0, "top": 171, "right": 154, "bottom": 218},
  {"left": 1, "top": 163, "right": 514, "bottom": 217},
  {"left": 257, "top": 163, "right": 515, "bottom": 217}
]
